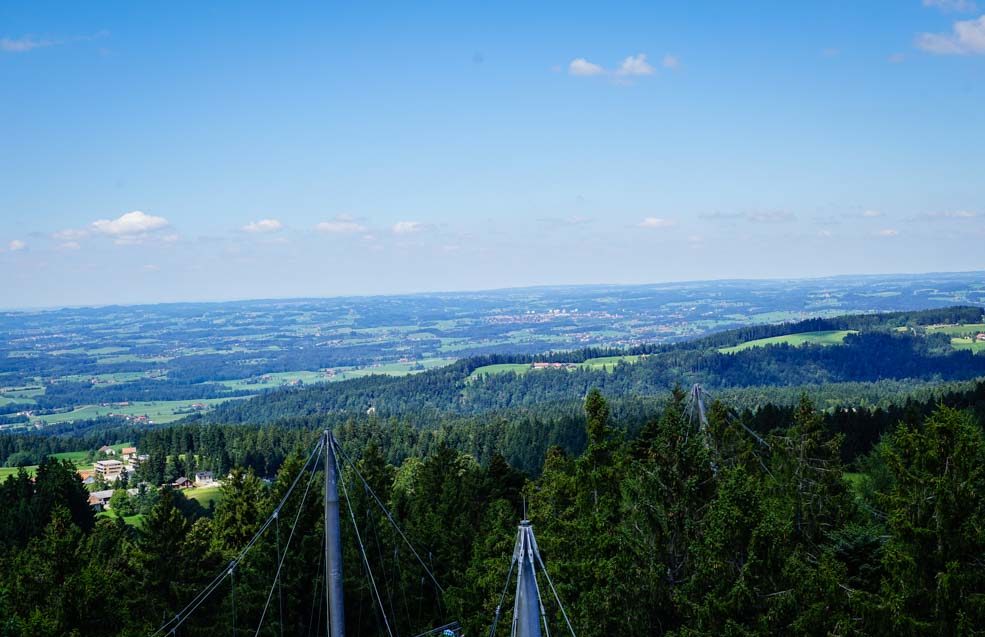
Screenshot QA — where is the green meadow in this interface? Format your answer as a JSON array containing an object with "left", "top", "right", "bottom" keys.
[
  {"left": 185, "top": 485, "right": 224, "bottom": 509},
  {"left": 468, "top": 363, "right": 533, "bottom": 379},
  {"left": 37, "top": 399, "right": 237, "bottom": 425},
  {"left": 719, "top": 330, "right": 857, "bottom": 354},
  {"left": 581, "top": 355, "right": 643, "bottom": 370},
  {"left": 926, "top": 323, "right": 985, "bottom": 337},
  {"left": 925, "top": 323, "right": 985, "bottom": 353},
  {"left": 0, "top": 442, "right": 135, "bottom": 480},
  {"left": 469, "top": 355, "right": 644, "bottom": 380}
]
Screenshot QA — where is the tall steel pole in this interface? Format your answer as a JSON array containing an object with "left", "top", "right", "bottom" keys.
[
  {"left": 513, "top": 521, "right": 544, "bottom": 637},
  {"left": 324, "top": 431, "right": 345, "bottom": 637}
]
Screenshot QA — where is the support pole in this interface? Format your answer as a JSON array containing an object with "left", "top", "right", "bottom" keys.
[
  {"left": 325, "top": 431, "right": 345, "bottom": 637},
  {"left": 513, "top": 521, "right": 543, "bottom": 637}
]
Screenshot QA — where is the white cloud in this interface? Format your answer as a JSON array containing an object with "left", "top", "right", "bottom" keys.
[
  {"left": 701, "top": 211, "right": 795, "bottom": 223},
  {"left": 917, "top": 15, "right": 985, "bottom": 54},
  {"left": 923, "top": 0, "right": 978, "bottom": 13},
  {"left": 540, "top": 215, "right": 593, "bottom": 227},
  {"left": 568, "top": 58, "right": 605, "bottom": 76},
  {"left": 316, "top": 215, "right": 367, "bottom": 234},
  {"left": 862, "top": 210, "right": 883, "bottom": 218},
  {"left": 616, "top": 53, "right": 655, "bottom": 76},
  {"left": 638, "top": 217, "right": 676, "bottom": 229},
  {"left": 392, "top": 221, "right": 423, "bottom": 235},
  {"left": 661, "top": 54, "right": 680, "bottom": 69},
  {"left": 1, "top": 31, "right": 107, "bottom": 54},
  {"left": 0, "top": 35, "right": 59, "bottom": 53},
  {"left": 876, "top": 228, "right": 900, "bottom": 237},
  {"left": 922, "top": 210, "right": 978, "bottom": 219},
  {"left": 242, "top": 218, "right": 283, "bottom": 233},
  {"left": 8, "top": 239, "right": 26, "bottom": 251},
  {"left": 53, "top": 228, "right": 89, "bottom": 241},
  {"left": 746, "top": 211, "right": 795, "bottom": 223},
  {"left": 92, "top": 210, "right": 169, "bottom": 237}
]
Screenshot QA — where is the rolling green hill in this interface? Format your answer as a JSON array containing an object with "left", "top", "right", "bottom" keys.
[
  {"left": 203, "top": 307, "right": 985, "bottom": 424},
  {"left": 719, "top": 330, "right": 857, "bottom": 354}
]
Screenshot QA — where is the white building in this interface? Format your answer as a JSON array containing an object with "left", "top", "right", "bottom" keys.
[{"left": 94, "top": 459, "right": 124, "bottom": 482}]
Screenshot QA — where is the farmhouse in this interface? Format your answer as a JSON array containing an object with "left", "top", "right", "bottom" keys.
[
  {"left": 94, "top": 459, "right": 125, "bottom": 482},
  {"left": 121, "top": 446, "right": 138, "bottom": 460},
  {"left": 97, "top": 445, "right": 117, "bottom": 456},
  {"left": 194, "top": 471, "right": 215, "bottom": 486},
  {"left": 172, "top": 476, "right": 194, "bottom": 489},
  {"left": 976, "top": 333, "right": 985, "bottom": 342},
  {"left": 88, "top": 489, "right": 114, "bottom": 511},
  {"left": 531, "top": 362, "right": 570, "bottom": 370}
]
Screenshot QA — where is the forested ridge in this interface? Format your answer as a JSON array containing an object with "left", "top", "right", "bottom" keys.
[
  {"left": 1, "top": 389, "right": 984, "bottom": 635},
  {"left": 203, "top": 307, "right": 985, "bottom": 423},
  {"left": 1, "top": 306, "right": 984, "bottom": 635}
]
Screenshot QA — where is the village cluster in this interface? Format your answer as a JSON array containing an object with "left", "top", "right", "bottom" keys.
[{"left": 82, "top": 445, "right": 218, "bottom": 512}]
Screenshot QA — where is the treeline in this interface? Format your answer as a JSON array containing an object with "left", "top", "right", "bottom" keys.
[
  {"left": 148, "top": 377, "right": 985, "bottom": 474},
  {"left": 3, "top": 377, "right": 984, "bottom": 478},
  {"left": 2, "top": 390, "right": 984, "bottom": 635},
  {"left": 0, "top": 423, "right": 142, "bottom": 467},
  {"left": 34, "top": 379, "right": 251, "bottom": 409},
  {"left": 204, "top": 328, "right": 985, "bottom": 422},
  {"left": 685, "top": 304, "right": 983, "bottom": 350}
]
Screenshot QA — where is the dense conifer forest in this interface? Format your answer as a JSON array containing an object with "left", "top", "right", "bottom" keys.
[
  {"left": 1, "top": 307, "right": 984, "bottom": 635},
  {"left": 1, "top": 385, "right": 984, "bottom": 635}
]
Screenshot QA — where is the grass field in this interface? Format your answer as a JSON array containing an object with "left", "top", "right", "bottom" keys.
[
  {"left": 97, "top": 510, "right": 146, "bottom": 526},
  {"left": 926, "top": 323, "right": 985, "bottom": 337},
  {"left": 37, "top": 397, "right": 239, "bottom": 425},
  {"left": 719, "top": 330, "right": 857, "bottom": 354},
  {"left": 0, "top": 465, "right": 34, "bottom": 479},
  {"left": 0, "top": 442, "right": 135, "bottom": 481},
  {"left": 220, "top": 358, "right": 456, "bottom": 390},
  {"left": 469, "top": 355, "right": 644, "bottom": 379},
  {"left": 57, "top": 371, "right": 161, "bottom": 384},
  {"left": 220, "top": 370, "right": 333, "bottom": 390},
  {"left": 185, "top": 485, "right": 224, "bottom": 510},
  {"left": 951, "top": 337, "right": 985, "bottom": 353},
  {"left": 469, "top": 363, "right": 532, "bottom": 379},
  {"left": 581, "top": 355, "right": 643, "bottom": 370},
  {"left": 926, "top": 323, "right": 985, "bottom": 354},
  {"left": 51, "top": 442, "right": 133, "bottom": 464}
]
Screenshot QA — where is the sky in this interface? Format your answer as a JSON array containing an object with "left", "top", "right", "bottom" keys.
[{"left": 1, "top": 1, "right": 984, "bottom": 308}]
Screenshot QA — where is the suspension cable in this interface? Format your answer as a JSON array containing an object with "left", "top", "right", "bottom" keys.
[
  {"left": 150, "top": 438, "right": 324, "bottom": 637},
  {"left": 276, "top": 512, "right": 284, "bottom": 637},
  {"left": 332, "top": 439, "right": 446, "bottom": 595},
  {"left": 365, "top": 488, "right": 401, "bottom": 627},
  {"left": 338, "top": 454, "right": 396, "bottom": 637},
  {"left": 230, "top": 565, "right": 237, "bottom": 637},
  {"left": 532, "top": 551, "right": 576, "bottom": 637},
  {"left": 251, "top": 451, "right": 321, "bottom": 636},
  {"left": 306, "top": 533, "right": 325, "bottom": 637},
  {"left": 488, "top": 550, "right": 518, "bottom": 637}
]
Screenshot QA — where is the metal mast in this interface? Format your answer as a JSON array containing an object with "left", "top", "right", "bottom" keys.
[
  {"left": 512, "top": 521, "right": 546, "bottom": 637},
  {"left": 324, "top": 431, "right": 345, "bottom": 637}
]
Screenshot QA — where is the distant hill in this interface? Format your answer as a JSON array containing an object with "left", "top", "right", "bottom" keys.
[{"left": 202, "top": 306, "right": 985, "bottom": 424}]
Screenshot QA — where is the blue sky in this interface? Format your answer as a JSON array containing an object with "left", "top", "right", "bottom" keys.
[{"left": 1, "top": 1, "right": 984, "bottom": 307}]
